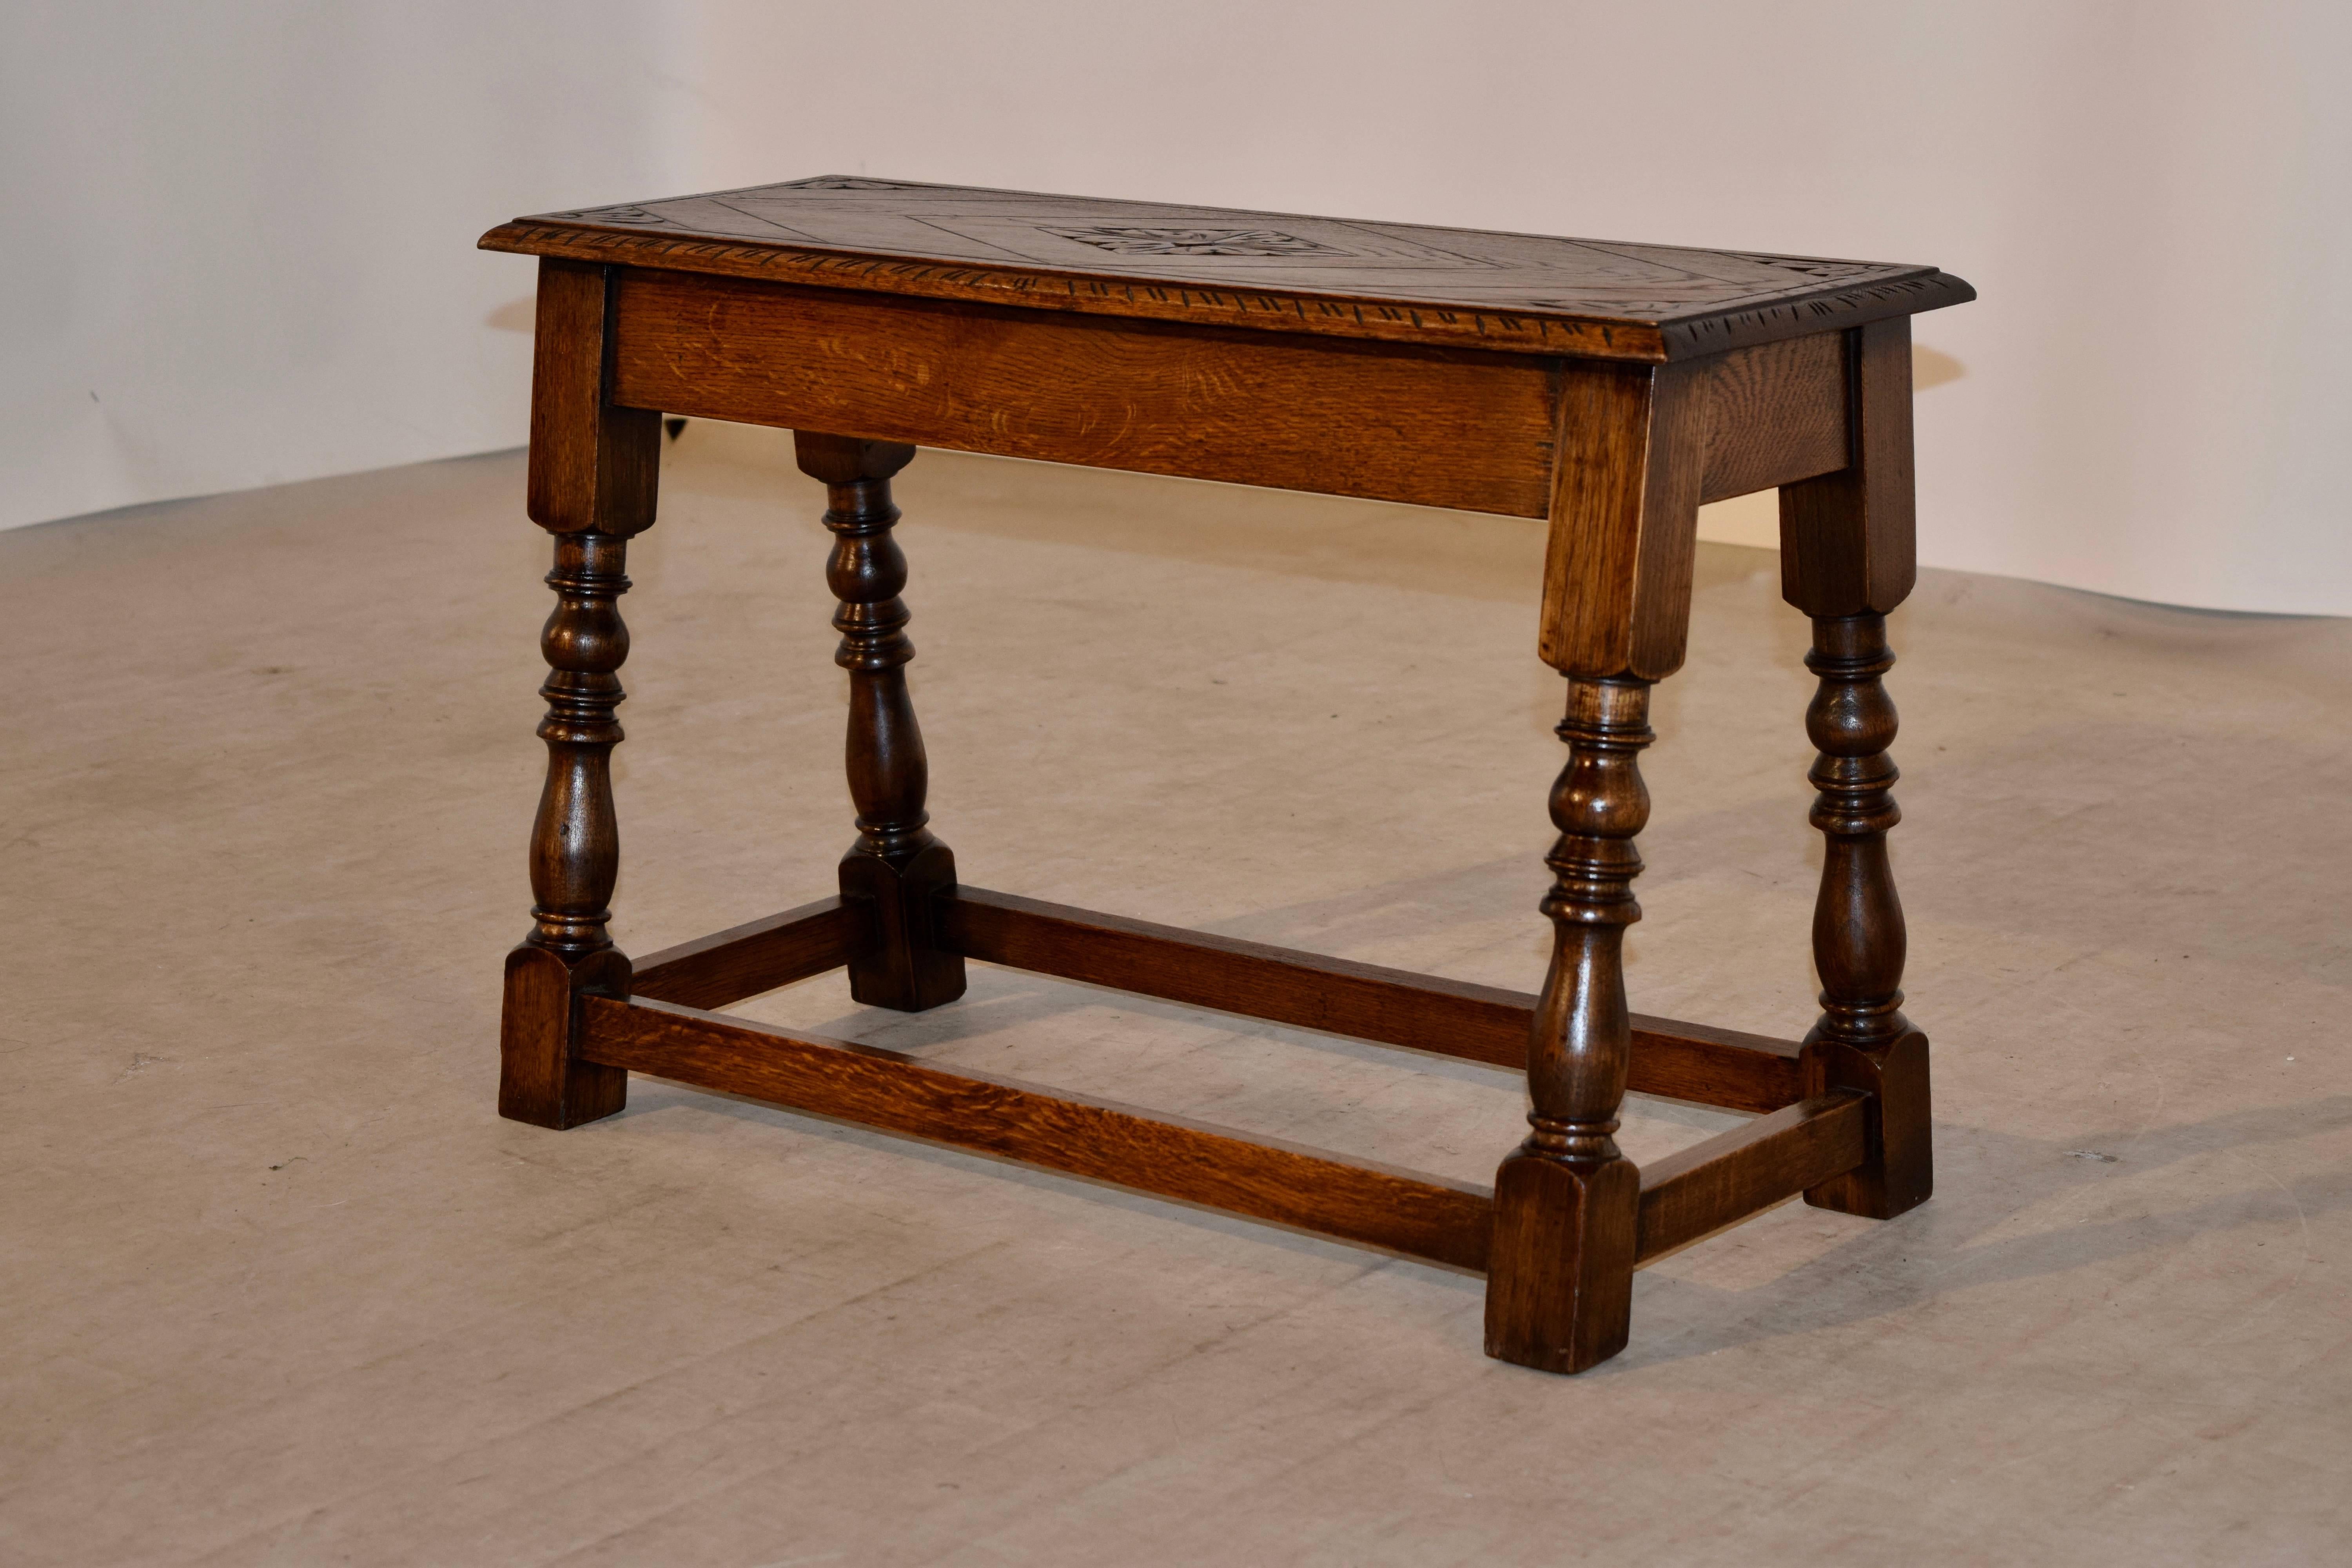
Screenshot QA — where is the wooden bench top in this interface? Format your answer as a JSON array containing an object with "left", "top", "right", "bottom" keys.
[{"left": 480, "top": 176, "right": 1972, "bottom": 363}]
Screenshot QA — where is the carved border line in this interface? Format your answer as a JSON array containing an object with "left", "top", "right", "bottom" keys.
[{"left": 478, "top": 222, "right": 1971, "bottom": 363}]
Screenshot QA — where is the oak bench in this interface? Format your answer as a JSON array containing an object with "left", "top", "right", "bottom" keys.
[{"left": 479, "top": 177, "right": 1971, "bottom": 1373}]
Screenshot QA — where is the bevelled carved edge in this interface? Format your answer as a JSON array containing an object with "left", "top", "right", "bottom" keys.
[
  {"left": 480, "top": 220, "right": 1972, "bottom": 363},
  {"left": 1660, "top": 272, "right": 1975, "bottom": 359}
]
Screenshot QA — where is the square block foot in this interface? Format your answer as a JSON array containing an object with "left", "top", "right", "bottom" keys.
[{"left": 1483, "top": 1151, "right": 1639, "bottom": 1373}]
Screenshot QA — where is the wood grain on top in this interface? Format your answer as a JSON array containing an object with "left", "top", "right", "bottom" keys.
[{"left": 480, "top": 176, "right": 1972, "bottom": 362}]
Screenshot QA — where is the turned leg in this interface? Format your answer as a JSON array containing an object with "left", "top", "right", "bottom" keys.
[
  {"left": 1779, "top": 316, "right": 1931, "bottom": 1217},
  {"left": 1797, "top": 614, "right": 1931, "bottom": 1216},
  {"left": 1489, "top": 359, "right": 1702, "bottom": 1373},
  {"left": 795, "top": 432, "right": 965, "bottom": 1012},
  {"left": 498, "top": 257, "right": 660, "bottom": 1129},
  {"left": 499, "top": 530, "right": 636, "bottom": 1127},
  {"left": 1485, "top": 680, "right": 1651, "bottom": 1372}
]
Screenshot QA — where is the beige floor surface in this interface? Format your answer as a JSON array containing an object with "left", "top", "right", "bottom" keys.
[{"left": 4, "top": 427, "right": 2348, "bottom": 1566}]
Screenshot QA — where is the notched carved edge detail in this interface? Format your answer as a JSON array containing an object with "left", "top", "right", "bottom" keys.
[{"left": 1662, "top": 274, "right": 1976, "bottom": 358}]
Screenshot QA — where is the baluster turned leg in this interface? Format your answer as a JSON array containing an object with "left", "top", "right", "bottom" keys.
[
  {"left": 1485, "top": 357, "right": 1703, "bottom": 1373},
  {"left": 1485, "top": 677, "right": 1651, "bottom": 1373},
  {"left": 497, "top": 258, "right": 658, "bottom": 1130},
  {"left": 498, "top": 530, "right": 634, "bottom": 1127},
  {"left": 1780, "top": 316, "right": 1931, "bottom": 1218},
  {"left": 1799, "top": 613, "right": 1931, "bottom": 1216},
  {"left": 795, "top": 433, "right": 965, "bottom": 1011}
]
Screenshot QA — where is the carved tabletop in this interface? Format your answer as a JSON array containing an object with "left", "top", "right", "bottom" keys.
[{"left": 480, "top": 175, "right": 1970, "bottom": 362}]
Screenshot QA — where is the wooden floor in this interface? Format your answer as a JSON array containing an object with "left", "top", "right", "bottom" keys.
[{"left": 4, "top": 428, "right": 2348, "bottom": 1565}]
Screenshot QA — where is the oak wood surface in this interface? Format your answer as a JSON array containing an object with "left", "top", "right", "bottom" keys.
[
  {"left": 1484, "top": 1152, "right": 1637, "bottom": 1373},
  {"left": 483, "top": 176, "right": 1973, "bottom": 362},
  {"left": 497, "top": 294, "right": 653, "bottom": 1131},
  {"left": 520, "top": 532, "right": 634, "bottom": 960},
  {"left": 613, "top": 271, "right": 1561, "bottom": 519},
  {"left": 1780, "top": 318, "right": 1916, "bottom": 615},
  {"left": 1805, "top": 1031, "right": 1931, "bottom": 1221},
  {"left": 936, "top": 886, "right": 1802, "bottom": 1113},
  {"left": 488, "top": 176, "right": 1959, "bottom": 1375},
  {"left": 495, "top": 529, "right": 640, "bottom": 1129},
  {"left": 1518, "top": 677, "right": 1655, "bottom": 1168},
  {"left": 1800, "top": 613, "right": 1910, "bottom": 1054},
  {"left": 797, "top": 434, "right": 967, "bottom": 1012},
  {"left": 581, "top": 995, "right": 1494, "bottom": 1271},
  {"left": 525, "top": 260, "right": 660, "bottom": 537},
  {"left": 1528, "top": 337, "right": 1867, "bottom": 677},
  {"left": 1698, "top": 330, "right": 1848, "bottom": 505},
  {"left": 572, "top": 989, "right": 1864, "bottom": 1282},
  {"left": 498, "top": 946, "right": 629, "bottom": 1131},
  {"left": 1795, "top": 612, "right": 1933, "bottom": 1218},
  {"left": 628, "top": 896, "right": 868, "bottom": 1009},
  {"left": 1634, "top": 1091, "right": 1868, "bottom": 1262},
  {"left": 1484, "top": 676, "right": 1653, "bottom": 1370},
  {"left": 1539, "top": 364, "right": 1706, "bottom": 677}
]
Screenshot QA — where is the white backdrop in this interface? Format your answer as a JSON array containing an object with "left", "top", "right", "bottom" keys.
[
  {"left": 0, "top": 2, "right": 690, "bottom": 532},
  {"left": 8, "top": 1, "right": 2348, "bottom": 614}
]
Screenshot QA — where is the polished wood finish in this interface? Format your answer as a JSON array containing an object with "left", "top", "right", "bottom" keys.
[
  {"left": 630, "top": 896, "right": 869, "bottom": 1009},
  {"left": 1635, "top": 1091, "right": 1867, "bottom": 1262},
  {"left": 937, "top": 886, "right": 1803, "bottom": 1113},
  {"left": 525, "top": 260, "right": 660, "bottom": 535},
  {"left": 1795, "top": 612, "right": 1932, "bottom": 1218},
  {"left": 616, "top": 270, "right": 1857, "bottom": 521},
  {"left": 617, "top": 272, "right": 1561, "bottom": 518},
  {"left": 1485, "top": 677, "right": 1653, "bottom": 1372},
  {"left": 498, "top": 530, "right": 640, "bottom": 1128},
  {"left": 486, "top": 177, "right": 1967, "bottom": 1374},
  {"left": 583, "top": 995, "right": 1494, "bottom": 1271},
  {"left": 482, "top": 176, "right": 1972, "bottom": 362},
  {"left": 1808, "top": 1030, "right": 1931, "bottom": 1220},
  {"left": 566, "top": 991, "right": 1874, "bottom": 1280},
  {"left": 499, "top": 945, "right": 629, "bottom": 1131},
  {"left": 1780, "top": 318, "right": 1916, "bottom": 615},
  {"left": 1699, "top": 330, "right": 1849, "bottom": 505},
  {"left": 1773, "top": 312, "right": 1933, "bottom": 1221},
  {"left": 1540, "top": 366, "right": 1705, "bottom": 677},
  {"left": 497, "top": 261, "right": 662, "bottom": 1129},
  {"left": 796, "top": 434, "right": 966, "bottom": 1013},
  {"left": 519, "top": 531, "right": 634, "bottom": 962},
  {"left": 1534, "top": 336, "right": 1854, "bottom": 679}
]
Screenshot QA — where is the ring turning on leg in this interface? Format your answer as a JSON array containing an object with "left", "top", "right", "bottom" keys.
[
  {"left": 1798, "top": 612, "right": 1931, "bottom": 1218},
  {"left": 498, "top": 529, "right": 635, "bottom": 1128},
  {"left": 1485, "top": 676, "right": 1651, "bottom": 1373},
  {"left": 796, "top": 432, "right": 966, "bottom": 1013}
]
